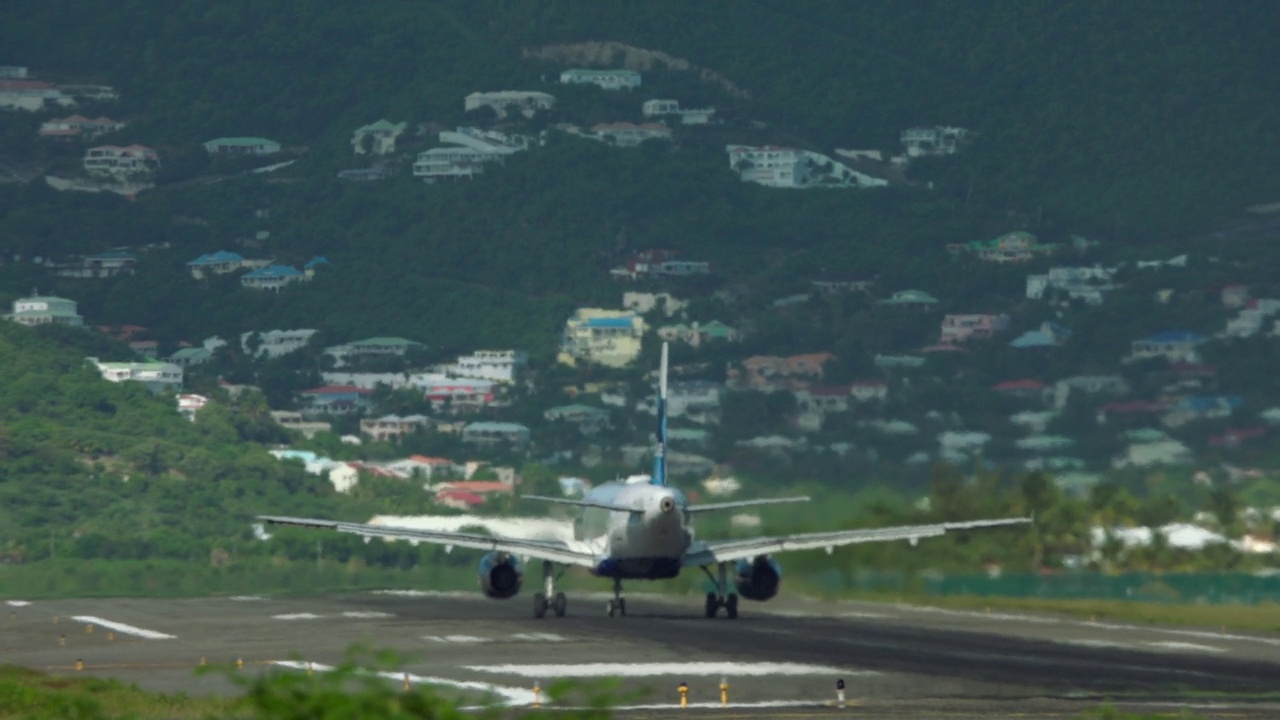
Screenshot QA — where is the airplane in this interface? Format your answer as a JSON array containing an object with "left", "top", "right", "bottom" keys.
[{"left": 259, "top": 342, "right": 1030, "bottom": 619}]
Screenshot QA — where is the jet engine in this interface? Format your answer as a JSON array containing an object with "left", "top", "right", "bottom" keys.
[
  {"left": 477, "top": 552, "right": 522, "bottom": 599},
  {"left": 733, "top": 555, "right": 781, "bottom": 601}
]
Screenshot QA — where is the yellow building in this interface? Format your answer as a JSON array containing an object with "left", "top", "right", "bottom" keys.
[{"left": 557, "top": 308, "right": 646, "bottom": 367}]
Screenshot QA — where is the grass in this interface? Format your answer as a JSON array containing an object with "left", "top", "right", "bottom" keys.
[{"left": 0, "top": 664, "right": 233, "bottom": 719}]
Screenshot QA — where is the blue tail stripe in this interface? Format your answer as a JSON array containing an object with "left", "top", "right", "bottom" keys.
[{"left": 651, "top": 397, "right": 667, "bottom": 486}]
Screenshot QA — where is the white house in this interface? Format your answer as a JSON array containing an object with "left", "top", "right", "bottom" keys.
[
  {"left": 726, "top": 145, "right": 810, "bottom": 188},
  {"left": 242, "top": 329, "right": 317, "bottom": 358},
  {"left": 351, "top": 120, "right": 406, "bottom": 155},
  {"left": 462, "top": 421, "right": 531, "bottom": 448},
  {"left": 0, "top": 78, "right": 71, "bottom": 111},
  {"left": 412, "top": 127, "right": 530, "bottom": 182},
  {"left": 450, "top": 350, "right": 527, "bottom": 384},
  {"left": 1127, "top": 331, "right": 1205, "bottom": 363},
  {"left": 6, "top": 294, "right": 83, "bottom": 327},
  {"left": 83, "top": 145, "right": 159, "bottom": 177},
  {"left": 560, "top": 69, "right": 641, "bottom": 91},
  {"left": 465, "top": 91, "right": 555, "bottom": 117},
  {"left": 1026, "top": 266, "right": 1117, "bottom": 305},
  {"left": 240, "top": 264, "right": 306, "bottom": 291},
  {"left": 89, "top": 358, "right": 183, "bottom": 393},
  {"left": 203, "top": 137, "right": 281, "bottom": 156},
  {"left": 39, "top": 115, "right": 125, "bottom": 139},
  {"left": 623, "top": 292, "right": 687, "bottom": 316},
  {"left": 641, "top": 99, "right": 715, "bottom": 125},
  {"left": 591, "top": 122, "right": 672, "bottom": 147},
  {"left": 900, "top": 126, "right": 969, "bottom": 157}
]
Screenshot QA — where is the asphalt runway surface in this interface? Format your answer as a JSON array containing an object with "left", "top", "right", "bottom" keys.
[{"left": 4, "top": 590, "right": 1280, "bottom": 718}]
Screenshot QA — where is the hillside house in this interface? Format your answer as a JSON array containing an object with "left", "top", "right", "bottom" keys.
[
  {"left": 89, "top": 358, "right": 183, "bottom": 393},
  {"left": 591, "top": 122, "right": 672, "bottom": 147},
  {"left": 901, "top": 126, "right": 969, "bottom": 157},
  {"left": 351, "top": 119, "right": 406, "bottom": 155},
  {"left": 83, "top": 145, "right": 159, "bottom": 177},
  {"left": 545, "top": 404, "right": 612, "bottom": 435},
  {"left": 203, "top": 137, "right": 281, "bottom": 156},
  {"left": 384, "top": 455, "right": 458, "bottom": 480},
  {"left": 726, "top": 145, "right": 809, "bottom": 188},
  {"left": 623, "top": 292, "right": 687, "bottom": 316},
  {"left": 39, "top": 115, "right": 125, "bottom": 139},
  {"left": 462, "top": 421, "right": 530, "bottom": 448},
  {"left": 992, "top": 379, "right": 1048, "bottom": 401},
  {"left": 242, "top": 328, "right": 317, "bottom": 358},
  {"left": 6, "top": 293, "right": 83, "bottom": 327},
  {"left": 240, "top": 264, "right": 305, "bottom": 291},
  {"left": 465, "top": 90, "right": 555, "bottom": 117},
  {"left": 414, "top": 376, "right": 497, "bottom": 412},
  {"left": 1114, "top": 439, "right": 1193, "bottom": 468},
  {"left": 797, "top": 385, "right": 851, "bottom": 414},
  {"left": 176, "top": 393, "right": 209, "bottom": 421},
  {"left": 1162, "top": 395, "right": 1243, "bottom": 428},
  {"left": 450, "top": 350, "right": 527, "bottom": 384},
  {"left": 949, "top": 231, "right": 1054, "bottom": 263},
  {"left": 641, "top": 99, "right": 715, "bottom": 125},
  {"left": 411, "top": 127, "right": 532, "bottom": 181},
  {"left": 1221, "top": 284, "right": 1250, "bottom": 308},
  {"left": 734, "top": 353, "right": 834, "bottom": 390},
  {"left": 558, "top": 308, "right": 645, "bottom": 367},
  {"left": 939, "top": 314, "right": 1010, "bottom": 345},
  {"left": 324, "top": 337, "right": 425, "bottom": 368},
  {"left": 1223, "top": 299, "right": 1280, "bottom": 338},
  {"left": 187, "top": 251, "right": 265, "bottom": 279},
  {"left": 811, "top": 277, "right": 874, "bottom": 294},
  {"left": 0, "top": 67, "right": 27, "bottom": 79},
  {"left": 1010, "top": 321, "right": 1072, "bottom": 348},
  {"left": 1052, "top": 375, "right": 1129, "bottom": 409},
  {"left": 850, "top": 380, "right": 888, "bottom": 402},
  {"left": 359, "top": 414, "right": 429, "bottom": 442},
  {"left": 1026, "top": 266, "right": 1117, "bottom": 305},
  {"left": 876, "top": 289, "right": 938, "bottom": 309},
  {"left": 169, "top": 346, "right": 213, "bottom": 367},
  {"left": 53, "top": 251, "right": 136, "bottom": 279},
  {"left": 298, "top": 385, "right": 374, "bottom": 416},
  {"left": 323, "top": 372, "right": 408, "bottom": 390},
  {"left": 559, "top": 68, "right": 641, "bottom": 90},
  {"left": 0, "top": 78, "right": 70, "bottom": 111},
  {"left": 657, "top": 320, "right": 740, "bottom": 347},
  {"left": 270, "top": 411, "right": 332, "bottom": 439},
  {"left": 667, "top": 381, "right": 722, "bottom": 423},
  {"left": 1128, "top": 331, "right": 1205, "bottom": 363}
]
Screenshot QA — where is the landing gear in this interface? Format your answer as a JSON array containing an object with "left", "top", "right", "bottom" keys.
[
  {"left": 607, "top": 577, "right": 627, "bottom": 617},
  {"left": 700, "top": 563, "right": 739, "bottom": 619},
  {"left": 535, "top": 561, "right": 567, "bottom": 619}
]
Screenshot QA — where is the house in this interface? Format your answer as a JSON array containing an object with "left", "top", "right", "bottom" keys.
[
  {"left": 1097, "top": 400, "right": 1170, "bottom": 424},
  {"left": 169, "top": 346, "right": 213, "bottom": 367},
  {"left": 6, "top": 293, "right": 83, "bottom": 327},
  {"left": 1010, "top": 322, "right": 1072, "bottom": 348},
  {"left": 733, "top": 353, "right": 833, "bottom": 390},
  {"left": 558, "top": 309, "right": 646, "bottom": 367},
  {"left": 559, "top": 69, "right": 641, "bottom": 90},
  {"left": 992, "top": 379, "right": 1048, "bottom": 400},
  {"left": 187, "top": 251, "right": 264, "bottom": 279},
  {"left": 1026, "top": 266, "right": 1117, "bottom": 305},
  {"left": 359, "top": 414, "right": 429, "bottom": 442},
  {"left": 324, "top": 372, "right": 409, "bottom": 390},
  {"left": 129, "top": 340, "right": 159, "bottom": 359},
  {"left": 938, "top": 314, "right": 1010, "bottom": 345},
  {"left": 464, "top": 90, "right": 555, "bottom": 117},
  {"left": 0, "top": 78, "right": 70, "bottom": 111},
  {"left": 0, "top": 67, "right": 28, "bottom": 79},
  {"left": 1128, "top": 331, "right": 1205, "bottom": 363},
  {"left": 462, "top": 421, "right": 531, "bottom": 448},
  {"left": 53, "top": 251, "right": 136, "bottom": 279},
  {"left": 203, "top": 137, "right": 281, "bottom": 156},
  {"left": 176, "top": 394, "right": 209, "bottom": 421},
  {"left": 1221, "top": 284, "right": 1250, "bottom": 308},
  {"left": 949, "top": 231, "right": 1054, "bottom": 263},
  {"left": 623, "top": 292, "right": 687, "bottom": 316},
  {"left": 450, "top": 350, "right": 527, "bottom": 384},
  {"left": 384, "top": 455, "right": 459, "bottom": 480},
  {"left": 1114, "top": 439, "right": 1193, "bottom": 468},
  {"left": 297, "top": 385, "right": 375, "bottom": 416},
  {"left": 243, "top": 329, "right": 317, "bottom": 358},
  {"left": 876, "top": 289, "right": 938, "bottom": 309},
  {"left": 544, "top": 405, "right": 612, "bottom": 435},
  {"left": 641, "top": 99, "right": 715, "bottom": 125},
  {"left": 1223, "top": 299, "right": 1280, "bottom": 338},
  {"left": 657, "top": 320, "right": 739, "bottom": 347},
  {"left": 1209, "top": 427, "right": 1268, "bottom": 449},
  {"left": 270, "top": 411, "right": 332, "bottom": 439},
  {"left": 1052, "top": 375, "right": 1129, "bottom": 409},
  {"left": 874, "top": 354, "right": 925, "bottom": 369},
  {"left": 610, "top": 249, "right": 712, "bottom": 279},
  {"left": 850, "top": 380, "right": 888, "bottom": 402},
  {"left": 89, "top": 358, "right": 183, "bottom": 393},
  {"left": 351, "top": 120, "right": 406, "bottom": 155},
  {"left": 1015, "top": 434, "right": 1075, "bottom": 451},
  {"left": 811, "top": 276, "right": 874, "bottom": 294},
  {"left": 324, "top": 337, "right": 425, "bottom": 368},
  {"left": 591, "top": 122, "right": 672, "bottom": 147},
  {"left": 900, "top": 126, "right": 969, "bottom": 157},
  {"left": 796, "top": 386, "right": 851, "bottom": 415},
  {"left": 1162, "top": 395, "right": 1243, "bottom": 428},
  {"left": 666, "top": 381, "right": 722, "bottom": 423},
  {"left": 240, "top": 264, "right": 306, "bottom": 291},
  {"left": 83, "top": 145, "right": 159, "bottom": 177},
  {"left": 414, "top": 376, "right": 497, "bottom": 412},
  {"left": 412, "top": 128, "right": 533, "bottom": 181},
  {"left": 39, "top": 115, "right": 125, "bottom": 139},
  {"left": 726, "top": 145, "right": 809, "bottom": 188}
]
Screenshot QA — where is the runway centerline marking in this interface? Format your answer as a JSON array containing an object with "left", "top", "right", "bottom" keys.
[
  {"left": 467, "top": 662, "right": 865, "bottom": 678},
  {"left": 272, "top": 613, "right": 322, "bottom": 620},
  {"left": 6, "top": 600, "right": 30, "bottom": 607},
  {"left": 272, "top": 660, "right": 536, "bottom": 706},
  {"left": 70, "top": 616, "right": 175, "bottom": 640}
]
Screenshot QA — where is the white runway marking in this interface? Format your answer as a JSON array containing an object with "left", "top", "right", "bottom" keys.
[
  {"left": 341, "top": 611, "right": 392, "bottom": 619},
  {"left": 512, "top": 632, "right": 566, "bottom": 642},
  {"left": 424, "top": 633, "right": 566, "bottom": 644},
  {"left": 5, "top": 600, "right": 30, "bottom": 607},
  {"left": 1148, "top": 641, "right": 1225, "bottom": 653},
  {"left": 425, "top": 635, "right": 490, "bottom": 643},
  {"left": 273, "top": 613, "right": 322, "bottom": 620},
  {"left": 371, "top": 589, "right": 474, "bottom": 599},
  {"left": 71, "top": 616, "right": 175, "bottom": 640},
  {"left": 272, "top": 661, "right": 536, "bottom": 706},
  {"left": 229, "top": 595, "right": 266, "bottom": 601},
  {"left": 469, "top": 662, "right": 863, "bottom": 678}
]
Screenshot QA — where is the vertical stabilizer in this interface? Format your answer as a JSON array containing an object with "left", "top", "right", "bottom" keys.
[{"left": 651, "top": 342, "right": 669, "bottom": 486}]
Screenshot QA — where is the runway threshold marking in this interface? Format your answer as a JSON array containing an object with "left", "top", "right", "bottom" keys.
[
  {"left": 466, "top": 662, "right": 866, "bottom": 678},
  {"left": 272, "top": 660, "right": 536, "bottom": 706},
  {"left": 70, "top": 616, "right": 175, "bottom": 640}
]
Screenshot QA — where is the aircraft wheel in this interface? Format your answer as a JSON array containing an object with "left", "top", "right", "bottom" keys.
[
  {"left": 606, "top": 599, "right": 616, "bottom": 617},
  {"left": 725, "top": 593, "right": 739, "bottom": 619},
  {"left": 618, "top": 598, "right": 626, "bottom": 616},
  {"left": 552, "top": 592, "right": 567, "bottom": 618},
  {"left": 533, "top": 593, "right": 548, "bottom": 619},
  {"left": 704, "top": 592, "right": 719, "bottom": 618}
]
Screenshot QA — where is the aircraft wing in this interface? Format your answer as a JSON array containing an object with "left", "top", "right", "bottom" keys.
[
  {"left": 683, "top": 517, "right": 1031, "bottom": 566},
  {"left": 257, "top": 515, "right": 598, "bottom": 568},
  {"left": 686, "top": 496, "right": 810, "bottom": 513}
]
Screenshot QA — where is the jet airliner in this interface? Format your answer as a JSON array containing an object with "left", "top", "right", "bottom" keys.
[{"left": 260, "top": 343, "right": 1029, "bottom": 619}]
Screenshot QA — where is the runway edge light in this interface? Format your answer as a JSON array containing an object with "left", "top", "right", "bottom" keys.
[{"left": 678, "top": 680, "right": 689, "bottom": 708}]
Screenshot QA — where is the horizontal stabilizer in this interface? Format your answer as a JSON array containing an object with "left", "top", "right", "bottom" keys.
[
  {"left": 522, "top": 495, "right": 637, "bottom": 513},
  {"left": 686, "top": 496, "right": 811, "bottom": 514}
]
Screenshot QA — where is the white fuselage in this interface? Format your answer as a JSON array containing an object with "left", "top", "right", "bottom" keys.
[{"left": 575, "top": 481, "right": 692, "bottom": 579}]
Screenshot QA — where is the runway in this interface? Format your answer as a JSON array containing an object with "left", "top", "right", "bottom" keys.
[{"left": 3, "top": 591, "right": 1280, "bottom": 718}]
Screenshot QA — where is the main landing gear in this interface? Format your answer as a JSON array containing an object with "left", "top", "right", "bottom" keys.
[
  {"left": 702, "top": 563, "right": 738, "bottom": 619},
  {"left": 533, "top": 560, "right": 567, "bottom": 619},
  {"left": 607, "top": 577, "right": 627, "bottom": 617}
]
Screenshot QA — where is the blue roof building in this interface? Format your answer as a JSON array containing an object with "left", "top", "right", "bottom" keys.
[{"left": 242, "top": 264, "right": 305, "bottom": 291}]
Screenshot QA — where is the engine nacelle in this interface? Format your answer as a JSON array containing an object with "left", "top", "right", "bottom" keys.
[
  {"left": 478, "top": 552, "right": 522, "bottom": 599},
  {"left": 733, "top": 555, "right": 781, "bottom": 602}
]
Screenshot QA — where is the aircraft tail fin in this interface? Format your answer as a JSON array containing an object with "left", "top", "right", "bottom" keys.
[{"left": 651, "top": 342, "right": 669, "bottom": 487}]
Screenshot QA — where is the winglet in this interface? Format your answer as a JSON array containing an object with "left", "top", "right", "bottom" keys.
[{"left": 651, "top": 342, "right": 669, "bottom": 487}]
